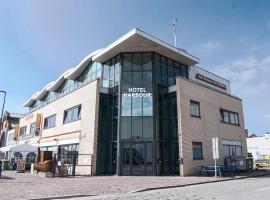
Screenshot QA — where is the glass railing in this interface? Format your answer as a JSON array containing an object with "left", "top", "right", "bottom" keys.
[{"left": 29, "top": 70, "right": 101, "bottom": 113}]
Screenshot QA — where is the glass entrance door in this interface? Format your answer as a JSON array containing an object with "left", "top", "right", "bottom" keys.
[{"left": 121, "top": 142, "right": 153, "bottom": 175}]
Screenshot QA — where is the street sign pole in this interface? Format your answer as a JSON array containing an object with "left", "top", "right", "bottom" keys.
[{"left": 212, "top": 137, "right": 219, "bottom": 178}]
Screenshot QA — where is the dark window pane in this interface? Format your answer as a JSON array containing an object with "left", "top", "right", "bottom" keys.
[
  {"left": 190, "top": 101, "right": 200, "bottom": 117},
  {"left": 182, "top": 65, "right": 188, "bottom": 78},
  {"left": 223, "top": 111, "right": 230, "bottom": 123},
  {"left": 121, "top": 95, "right": 131, "bottom": 116},
  {"left": 122, "top": 53, "right": 132, "bottom": 71},
  {"left": 143, "top": 117, "right": 153, "bottom": 139},
  {"left": 161, "top": 56, "right": 168, "bottom": 85},
  {"left": 122, "top": 72, "right": 132, "bottom": 92},
  {"left": 133, "top": 53, "right": 142, "bottom": 71},
  {"left": 143, "top": 71, "right": 152, "bottom": 92},
  {"left": 121, "top": 117, "right": 131, "bottom": 139},
  {"left": 192, "top": 142, "right": 203, "bottom": 160},
  {"left": 133, "top": 72, "right": 142, "bottom": 88},
  {"left": 155, "top": 54, "right": 161, "bottom": 73},
  {"left": 143, "top": 96, "right": 153, "bottom": 116},
  {"left": 143, "top": 53, "right": 152, "bottom": 71},
  {"left": 132, "top": 117, "right": 142, "bottom": 139}
]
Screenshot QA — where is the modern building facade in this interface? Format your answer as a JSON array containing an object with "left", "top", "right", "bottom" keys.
[{"left": 14, "top": 28, "right": 247, "bottom": 176}]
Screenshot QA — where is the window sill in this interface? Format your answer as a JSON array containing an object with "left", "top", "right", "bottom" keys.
[
  {"left": 43, "top": 126, "right": 56, "bottom": 130},
  {"left": 191, "top": 114, "right": 201, "bottom": 119},
  {"left": 220, "top": 121, "right": 240, "bottom": 126},
  {"left": 193, "top": 158, "right": 204, "bottom": 160},
  {"left": 63, "top": 118, "right": 81, "bottom": 125}
]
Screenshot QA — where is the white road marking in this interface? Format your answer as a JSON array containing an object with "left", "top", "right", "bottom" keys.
[{"left": 256, "top": 187, "right": 270, "bottom": 192}]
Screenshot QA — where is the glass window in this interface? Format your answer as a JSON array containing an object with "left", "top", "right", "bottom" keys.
[
  {"left": 143, "top": 117, "right": 153, "bottom": 139},
  {"left": 30, "top": 122, "right": 36, "bottom": 135},
  {"left": 223, "top": 145, "right": 230, "bottom": 157},
  {"left": 121, "top": 95, "right": 131, "bottom": 116},
  {"left": 235, "top": 114, "right": 239, "bottom": 125},
  {"left": 44, "top": 114, "right": 56, "bottom": 129},
  {"left": 236, "top": 146, "right": 242, "bottom": 156},
  {"left": 63, "top": 105, "right": 81, "bottom": 124},
  {"left": 220, "top": 109, "right": 239, "bottom": 125},
  {"left": 143, "top": 53, "right": 152, "bottom": 71},
  {"left": 230, "top": 146, "right": 236, "bottom": 156},
  {"left": 121, "top": 72, "right": 132, "bottom": 92},
  {"left": 174, "top": 62, "right": 182, "bottom": 77},
  {"left": 230, "top": 113, "right": 236, "bottom": 124},
  {"left": 132, "top": 117, "right": 142, "bottom": 139},
  {"left": 161, "top": 56, "right": 168, "bottom": 85},
  {"left": 122, "top": 53, "right": 132, "bottom": 71},
  {"left": 143, "top": 71, "right": 152, "bottom": 92},
  {"left": 223, "top": 111, "right": 230, "bottom": 123},
  {"left": 102, "top": 62, "right": 110, "bottom": 87},
  {"left": 121, "top": 117, "right": 131, "bottom": 139},
  {"left": 132, "top": 96, "right": 142, "bottom": 116},
  {"left": 192, "top": 142, "right": 203, "bottom": 160},
  {"left": 133, "top": 53, "right": 142, "bottom": 71},
  {"left": 20, "top": 126, "right": 27, "bottom": 136},
  {"left": 133, "top": 71, "right": 142, "bottom": 88},
  {"left": 190, "top": 100, "right": 200, "bottom": 117},
  {"left": 182, "top": 65, "right": 188, "bottom": 78},
  {"left": 143, "top": 96, "right": 153, "bottom": 116},
  {"left": 155, "top": 54, "right": 161, "bottom": 73}
]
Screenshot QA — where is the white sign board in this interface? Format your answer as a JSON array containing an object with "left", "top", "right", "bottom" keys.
[{"left": 212, "top": 137, "right": 219, "bottom": 159}]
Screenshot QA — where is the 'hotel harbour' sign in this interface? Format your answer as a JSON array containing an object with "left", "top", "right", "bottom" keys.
[{"left": 122, "top": 88, "right": 152, "bottom": 97}]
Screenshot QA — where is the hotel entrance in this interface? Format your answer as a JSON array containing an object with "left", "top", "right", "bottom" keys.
[{"left": 121, "top": 142, "right": 153, "bottom": 175}]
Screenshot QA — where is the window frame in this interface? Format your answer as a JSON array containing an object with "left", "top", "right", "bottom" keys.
[
  {"left": 190, "top": 100, "right": 201, "bottom": 118},
  {"left": 192, "top": 141, "right": 204, "bottom": 160},
  {"left": 43, "top": 114, "right": 56, "bottom": 129},
  {"left": 220, "top": 109, "right": 240, "bottom": 126},
  {"left": 63, "top": 105, "right": 82, "bottom": 124}
]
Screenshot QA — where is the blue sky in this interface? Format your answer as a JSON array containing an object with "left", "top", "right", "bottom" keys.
[{"left": 0, "top": 0, "right": 269, "bottom": 135}]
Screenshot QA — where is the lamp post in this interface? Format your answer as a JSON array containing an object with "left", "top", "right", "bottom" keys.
[{"left": 0, "top": 90, "right": 6, "bottom": 129}]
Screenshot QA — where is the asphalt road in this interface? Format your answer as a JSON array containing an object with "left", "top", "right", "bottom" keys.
[{"left": 74, "top": 175, "right": 270, "bottom": 200}]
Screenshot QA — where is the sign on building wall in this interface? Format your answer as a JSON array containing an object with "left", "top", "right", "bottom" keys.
[
  {"left": 196, "top": 73, "right": 227, "bottom": 90},
  {"left": 122, "top": 88, "right": 152, "bottom": 97},
  {"left": 14, "top": 124, "right": 20, "bottom": 140},
  {"left": 35, "top": 113, "right": 42, "bottom": 136},
  {"left": 212, "top": 137, "right": 219, "bottom": 159}
]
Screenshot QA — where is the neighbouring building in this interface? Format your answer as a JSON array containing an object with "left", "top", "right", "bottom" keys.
[
  {"left": 247, "top": 133, "right": 270, "bottom": 160},
  {"left": 0, "top": 111, "right": 24, "bottom": 160},
  {"left": 14, "top": 28, "right": 247, "bottom": 176}
]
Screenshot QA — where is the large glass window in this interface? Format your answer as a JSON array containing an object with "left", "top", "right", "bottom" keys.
[
  {"left": 190, "top": 100, "right": 200, "bottom": 117},
  {"left": 44, "top": 114, "right": 56, "bottom": 129},
  {"left": 63, "top": 105, "right": 81, "bottom": 124},
  {"left": 223, "top": 145, "right": 242, "bottom": 157},
  {"left": 192, "top": 142, "right": 203, "bottom": 160},
  {"left": 20, "top": 126, "right": 27, "bottom": 136},
  {"left": 220, "top": 109, "right": 240, "bottom": 125},
  {"left": 30, "top": 122, "right": 36, "bottom": 135}
]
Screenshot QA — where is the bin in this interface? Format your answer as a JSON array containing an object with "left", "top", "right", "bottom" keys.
[
  {"left": 2, "top": 160, "right": 10, "bottom": 170},
  {"left": 246, "top": 158, "right": 253, "bottom": 173}
]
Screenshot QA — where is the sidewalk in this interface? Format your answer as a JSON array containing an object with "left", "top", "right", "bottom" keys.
[{"left": 0, "top": 170, "right": 269, "bottom": 200}]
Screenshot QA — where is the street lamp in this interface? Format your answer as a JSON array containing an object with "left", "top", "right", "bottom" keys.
[{"left": 0, "top": 90, "right": 6, "bottom": 129}]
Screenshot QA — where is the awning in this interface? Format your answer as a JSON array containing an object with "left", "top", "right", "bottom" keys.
[
  {"left": 10, "top": 144, "right": 38, "bottom": 152},
  {"left": 0, "top": 146, "right": 12, "bottom": 152}
]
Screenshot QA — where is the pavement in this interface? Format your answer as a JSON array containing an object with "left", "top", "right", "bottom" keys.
[
  {"left": 75, "top": 174, "right": 270, "bottom": 200},
  {"left": 0, "top": 170, "right": 269, "bottom": 200}
]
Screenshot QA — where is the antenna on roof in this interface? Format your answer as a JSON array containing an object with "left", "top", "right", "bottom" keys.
[{"left": 169, "top": 17, "right": 177, "bottom": 47}]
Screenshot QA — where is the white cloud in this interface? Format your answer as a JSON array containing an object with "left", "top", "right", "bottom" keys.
[
  {"left": 211, "top": 54, "right": 270, "bottom": 97},
  {"left": 199, "top": 40, "right": 221, "bottom": 52}
]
